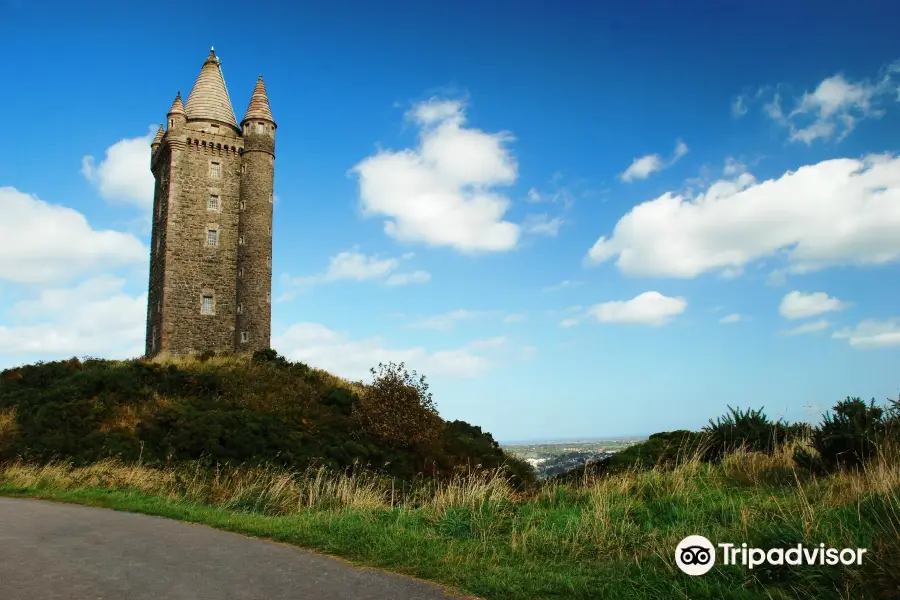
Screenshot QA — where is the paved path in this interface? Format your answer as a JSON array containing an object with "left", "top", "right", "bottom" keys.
[{"left": 0, "top": 497, "right": 472, "bottom": 600}]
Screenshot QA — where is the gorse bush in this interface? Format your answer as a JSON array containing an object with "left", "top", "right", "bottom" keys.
[
  {"left": 702, "top": 405, "right": 792, "bottom": 461},
  {"left": 793, "top": 397, "right": 888, "bottom": 473}
]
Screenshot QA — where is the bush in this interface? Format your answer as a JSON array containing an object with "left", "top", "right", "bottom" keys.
[
  {"left": 807, "top": 397, "right": 885, "bottom": 471},
  {"left": 351, "top": 362, "right": 444, "bottom": 449},
  {"left": 702, "top": 406, "right": 789, "bottom": 461}
]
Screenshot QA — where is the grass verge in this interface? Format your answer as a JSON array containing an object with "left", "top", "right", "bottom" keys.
[{"left": 1, "top": 448, "right": 898, "bottom": 600}]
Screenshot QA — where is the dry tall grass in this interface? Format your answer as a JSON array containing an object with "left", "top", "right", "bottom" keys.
[{"left": 2, "top": 442, "right": 896, "bottom": 560}]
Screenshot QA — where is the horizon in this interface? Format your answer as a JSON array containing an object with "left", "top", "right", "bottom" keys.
[{"left": 2, "top": 1, "right": 900, "bottom": 441}]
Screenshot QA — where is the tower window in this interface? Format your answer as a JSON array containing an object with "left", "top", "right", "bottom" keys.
[
  {"left": 269, "top": 192, "right": 273, "bottom": 204},
  {"left": 151, "top": 326, "right": 157, "bottom": 351},
  {"left": 240, "top": 200, "right": 245, "bottom": 210},
  {"left": 266, "top": 292, "right": 271, "bottom": 304},
  {"left": 240, "top": 331, "right": 249, "bottom": 343},
  {"left": 155, "top": 237, "right": 160, "bottom": 255},
  {"left": 157, "top": 300, "right": 161, "bottom": 314},
  {"left": 255, "top": 123, "right": 264, "bottom": 134},
  {"left": 239, "top": 235, "right": 244, "bottom": 245},
  {"left": 238, "top": 267, "right": 243, "bottom": 278},
  {"left": 207, "top": 229, "right": 219, "bottom": 247},
  {"left": 268, "top": 226, "right": 272, "bottom": 235},
  {"left": 169, "top": 119, "right": 173, "bottom": 128},
  {"left": 266, "top": 256, "right": 271, "bottom": 268},
  {"left": 208, "top": 195, "right": 219, "bottom": 211},
  {"left": 237, "top": 303, "right": 243, "bottom": 314},
  {"left": 210, "top": 161, "right": 221, "bottom": 178},
  {"left": 201, "top": 295, "right": 214, "bottom": 315}
]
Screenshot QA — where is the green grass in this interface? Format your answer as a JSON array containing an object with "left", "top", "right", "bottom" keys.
[{"left": 2, "top": 449, "right": 898, "bottom": 600}]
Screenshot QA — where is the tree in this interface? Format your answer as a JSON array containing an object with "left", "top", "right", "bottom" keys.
[{"left": 351, "top": 362, "right": 444, "bottom": 448}]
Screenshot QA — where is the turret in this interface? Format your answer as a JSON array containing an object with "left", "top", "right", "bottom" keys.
[
  {"left": 167, "top": 91, "right": 186, "bottom": 131},
  {"left": 150, "top": 124, "right": 164, "bottom": 155},
  {"left": 235, "top": 75, "right": 276, "bottom": 351}
]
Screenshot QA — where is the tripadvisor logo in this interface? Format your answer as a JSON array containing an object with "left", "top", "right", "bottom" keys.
[{"left": 675, "top": 535, "right": 868, "bottom": 576}]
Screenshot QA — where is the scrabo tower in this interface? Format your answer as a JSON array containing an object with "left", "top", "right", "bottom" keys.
[{"left": 145, "top": 48, "right": 276, "bottom": 357}]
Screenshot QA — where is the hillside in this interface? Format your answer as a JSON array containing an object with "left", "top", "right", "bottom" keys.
[{"left": 0, "top": 350, "right": 535, "bottom": 485}]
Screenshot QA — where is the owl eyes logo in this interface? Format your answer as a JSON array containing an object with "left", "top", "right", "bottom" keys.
[{"left": 675, "top": 535, "right": 716, "bottom": 575}]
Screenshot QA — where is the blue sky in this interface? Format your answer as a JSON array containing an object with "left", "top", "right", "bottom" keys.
[{"left": 2, "top": 1, "right": 900, "bottom": 442}]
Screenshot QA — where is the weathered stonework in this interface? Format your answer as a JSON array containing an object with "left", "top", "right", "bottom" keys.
[{"left": 145, "top": 49, "right": 276, "bottom": 358}]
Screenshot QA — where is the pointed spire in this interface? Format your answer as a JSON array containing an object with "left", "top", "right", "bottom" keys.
[
  {"left": 184, "top": 48, "right": 239, "bottom": 129},
  {"left": 151, "top": 124, "right": 165, "bottom": 149},
  {"left": 168, "top": 91, "right": 185, "bottom": 116},
  {"left": 242, "top": 76, "right": 275, "bottom": 124}
]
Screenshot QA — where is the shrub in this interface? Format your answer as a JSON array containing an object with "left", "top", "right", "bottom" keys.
[
  {"left": 251, "top": 347, "right": 291, "bottom": 368},
  {"left": 351, "top": 362, "right": 444, "bottom": 449},
  {"left": 808, "top": 397, "right": 885, "bottom": 471},
  {"left": 702, "top": 406, "right": 788, "bottom": 461}
]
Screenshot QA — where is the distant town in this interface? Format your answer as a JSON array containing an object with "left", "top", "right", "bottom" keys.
[{"left": 502, "top": 438, "right": 644, "bottom": 479}]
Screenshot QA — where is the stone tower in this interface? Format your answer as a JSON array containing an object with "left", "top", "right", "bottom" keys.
[{"left": 145, "top": 48, "right": 276, "bottom": 357}]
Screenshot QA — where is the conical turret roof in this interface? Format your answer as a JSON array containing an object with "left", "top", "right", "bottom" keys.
[
  {"left": 184, "top": 48, "right": 238, "bottom": 129},
  {"left": 151, "top": 124, "right": 165, "bottom": 146},
  {"left": 168, "top": 91, "right": 185, "bottom": 116},
  {"left": 242, "top": 76, "right": 275, "bottom": 124}
]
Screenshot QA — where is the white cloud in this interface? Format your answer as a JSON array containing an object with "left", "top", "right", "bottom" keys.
[
  {"left": 0, "top": 186, "right": 146, "bottom": 285},
  {"left": 351, "top": 97, "right": 520, "bottom": 253},
  {"left": 82, "top": 126, "right": 156, "bottom": 208},
  {"left": 323, "top": 250, "right": 398, "bottom": 281},
  {"left": 833, "top": 319, "right": 900, "bottom": 348},
  {"left": 620, "top": 154, "right": 664, "bottom": 183},
  {"left": 523, "top": 213, "right": 565, "bottom": 237},
  {"left": 723, "top": 157, "right": 748, "bottom": 177},
  {"left": 272, "top": 322, "right": 508, "bottom": 380},
  {"left": 562, "top": 292, "right": 687, "bottom": 327},
  {"left": 619, "top": 140, "right": 689, "bottom": 183},
  {"left": 759, "top": 65, "right": 899, "bottom": 144},
  {"left": 0, "top": 276, "right": 146, "bottom": 363},
  {"left": 732, "top": 95, "right": 748, "bottom": 117},
  {"left": 409, "top": 309, "right": 481, "bottom": 332},
  {"left": 542, "top": 280, "right": 582, "bottom": 292},
  {"left": 284, "top": 249, "right": 429, "bottom": 288},
  {"left": 502, "top": 313, "right": 527, "bottom": 324},
  {"left": 783, "top": 319, "right": 831, "bottom": 336},
  {"left": 719, "top": 313, "right": 742, "bottom": 324},
  {"left": 779, "top": 291, "right": 849, "bottom": 320},
  {"left": 585, "top": 154, "right": 900, "bottom": 279},
  {"left": 385, "top": 270, "right": 431, "bottom": 286}
]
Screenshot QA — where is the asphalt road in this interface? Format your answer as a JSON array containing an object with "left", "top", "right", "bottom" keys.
[{"left": 0, "top": 497, "right": 472, "bottom": 600}]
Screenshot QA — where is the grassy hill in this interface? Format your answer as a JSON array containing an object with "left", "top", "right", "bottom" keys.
[{"left": 0, "top": 350, "right": 535, "bottom": 485}]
